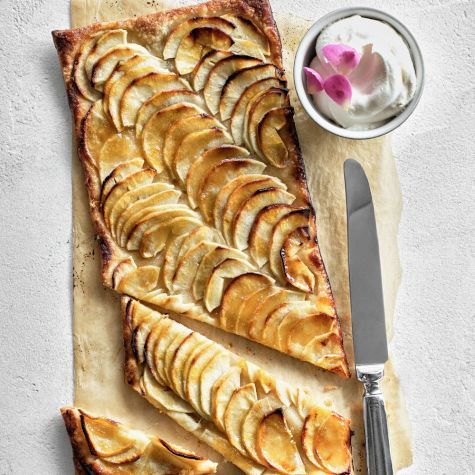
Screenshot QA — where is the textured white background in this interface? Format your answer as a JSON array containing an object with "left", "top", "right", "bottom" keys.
[{"left": 0, "top": 0, "right": 473, "bottom": 473}]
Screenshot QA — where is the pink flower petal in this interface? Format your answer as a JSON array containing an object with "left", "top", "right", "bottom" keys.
[
  {"left": 303, "top": 66, "right": 324, "bottom": 94},
  {"left": 324, "top": 74, "right": 352, "bottom": 108},
  {"left": 321, "top": 43, "right": 360, "bottom": 75}
]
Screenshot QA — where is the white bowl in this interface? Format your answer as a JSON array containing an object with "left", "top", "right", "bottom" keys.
[{"left": 293, "top": 7, "right": 425, "bottom": 140}]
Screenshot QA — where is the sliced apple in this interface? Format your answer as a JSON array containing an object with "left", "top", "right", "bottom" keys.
[
  {"left": 230, "top": 77, "right": 284, "bottom": 144},
  {"left": 174, "top": 127, "right": 233, "bottom": 183},
  {"left": 152, "top": 438, "right": 218, "bottom": 474},
  {"left": 120, "top": 72, "right": 189, "bottom": 128},
  {"left": 168, "top": 332, "right": 203, "bottom": 399},
  {"left": 163, "top": 331, "right": 194, "bottom": 387},
  {"left": 221, "top": 177, "right": 285, "bottom": 245},
  {"left": 140, "top": 216, "right": 203, "bottom": 258},
  {"left": 286, "top": 313, "right": 337, "bottom": 357},
  {"left": 235, "top": 286, "right": 279, "bottom": 337},
  {"left": 199, "top": 351, "right": 236, "bottom": 418},
  {"left": 204, "top": 258, "right": 255, "bottom": 312},
  {"left": 258, "top": 107, "right": 293, "bottom": 167},
  {"left": 211, "top": 366, "right": 241, "bottom": 431},
  {"left": 102, "top": 443, "right": 146, "bottom": 465},
  {"left": 119, "top": 202, "right": 190, "bottom": 248},
  {"left": 162, "top": 234, "right": 188, "bottom": 293},
  {"left": 186, "top": 145, "right": 249, "bottom": 209},
  {"left": 82, "top": 100, "right": 115, "bottom": 167},
  {"left": 73, "top": 32, "right": 102, "bottom": 101},
  {"left": 242, "top": 395, "right": 282, "bottom": 464},
  {"left": 213, "top": 174, "right": 269, "bottom": 232},
  {"left": 177, "top": 225, "right": 223, "bottom": 262},
  {"left": 301, "top": 409, "right": 324, "bottom": 469},
  {"left": 98, "top": 130, "right": 142, "bottom": 182},
  {"left": 81, "top": 413, "right": 134, "bottom": 457},
  {"left": 248, "top": 204, "right": 297, "bottom": 267},
  {"left": 220, "top": 273, "right": 274, "bottom": 330},
  {"left": 84, "top": 29, "right": 127, "bottom": 80},
  {"left": 142, "top": 103, "right": 204, "bottom": 172},
  {"left": 142, "top": 366, "right": 193, "bottom": 414},
  {"left": 162, "top": 225, "right": 222, "bottom": 292},
  {"left": 92, "top": 44, "right": 157, "bottom": 91},
  {"left": 101, "top": 158, "right": 146, "bottom": 202},
  {"left": 136, "top": 90, "right": 205, "bottom": 138},
  {"left": 248, "top": 289, "right": 305, "bottom": 341},
  {"left": 220, "top": 63, "right": 283, "bottom": 120},
  {"left": 181, "top": 340, "right": 214, "bottom": 400},
  {"left": 144, "top": 320, "right": 172, "bottom": 385},
  {"left": 125, "top": 205, "right": 197, "bottom": 251},
  {"left": 185, "top": 344, "right": 221, "bottom": 416},
  {"left": 111, "top": 258, "right": 136, "bottom": 290},
  {"left": 276, "top": 308, "right": 324, "bottom": 352},
  {"left": 198, "top": 158, "right": 266, "bottom": 222},
  {"left": 112, "top": 187, "right": 179, "bottom": 241},
  {"left": 263, "top": 302, "right": 313, "bottom": 347},
  {"left": 172, "top": 240, "right": 219, "bottom": 293},
  {"left": 203, "top": 55, "right": 262, "bottom": 115},
  {"left": 163, "top": 17, "right": 235, "bottom": 60},
  {"left": 191, "top": 49, "right": 233, "bottom": 91},
  {"left": 175, "top": 28, "right": 234, "bottom": 74},
  {"left": 107, "top": 65, "right": 162, "bottom": 131},
  {"left": 230, "top": 38, "right": 266, "bottom": 60},
  {"left": 193, "top": 246, "right": 248, "bottom": 300},
  {"left": 103, "top": 54, "right": 162, "bottom": 117},
  {"left": 246, "top": 88, "right": 289, "bottom": 154},
  {"left": 257, "top": 408, "right": 305, "bottom": 474},
  {"left": 131, "top": 313, "right": 155, "bottom": 364},
  {"left": 153, "top": 323, "right": 188, "bottom": 387},
  {"left": 269, "top": 209, "right": 312, "bottom": 284},
  {"left": 116, "top": 266, "right": 160, "bottom": 298},
  {"left": 308, "top": 412, "right": 351, "bottom": 474},
  {"left": 163, "top": 114, "right": 223, "bottom": 174},
  {"left": 223, "top": 14, "right": 270, "bottom": 55},
  {"left": 233, "top": 188, "right": 296, "bottom": 251},
  {"left": 224, "top": 383, "right": 257, "bottom": 455},
  {"left": 282, "top": 227, "right": 322, "bottom": 293},
  {"left": 103, "top": 168, "right": 157, "bottom": 225}
]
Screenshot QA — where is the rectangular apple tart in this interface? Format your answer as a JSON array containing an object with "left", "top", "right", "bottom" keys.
[
  {"left": 61, "top": 406, "right": 218, "bottom": 473},
  {"left": 52, "top": 0, "right": 349, "bottom": 377},
  {"left": 123, "top": 297, "right": 352, "bottom": 474}
]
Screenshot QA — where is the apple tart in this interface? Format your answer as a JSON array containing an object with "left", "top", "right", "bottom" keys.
[
  {"left": 61, "top": 406, "right": 217, "bottom": 474},
  {"left": 123, "top": 298, "right": 352, "bottom": 475},
  {"left": 52, "top": 0, "right": 349, "bottom": 377}
]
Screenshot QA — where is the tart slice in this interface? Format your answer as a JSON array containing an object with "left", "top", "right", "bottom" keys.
[
  {"left": 61, "top": 406, "right": 217, "bottom": 474},
  {"left": 52, "top": 0, "right": 349, "bottom": 377},
  {"left": 123, "top": 298, "right": 353, "bottom": 475}
]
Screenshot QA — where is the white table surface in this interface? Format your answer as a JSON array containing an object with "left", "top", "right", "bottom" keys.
[{"left": 0, "top": 0, "right": 473, "bottom": 473}]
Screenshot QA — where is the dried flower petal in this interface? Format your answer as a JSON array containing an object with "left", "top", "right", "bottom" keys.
[
  {"left": 324, "top": 74, "right": 352, "bottom": 108},
  {"left": 321, "top": 43, "right": 360, "bottom": 75},
  {"left": 303, "top": 67, "right": 324, "bottom": 94}
]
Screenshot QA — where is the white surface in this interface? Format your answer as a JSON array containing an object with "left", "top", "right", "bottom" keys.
[{"left": 0, "top": 0, "right": 473, "bottom": 474}]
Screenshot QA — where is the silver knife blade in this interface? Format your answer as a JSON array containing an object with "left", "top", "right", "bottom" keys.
[{"left": 344, "top": 159, "right": 388, "bottom": 367}]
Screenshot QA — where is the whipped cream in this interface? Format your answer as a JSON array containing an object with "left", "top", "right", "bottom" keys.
[{"left": 310, "top": 15, "right": 417, "bottom": 130}]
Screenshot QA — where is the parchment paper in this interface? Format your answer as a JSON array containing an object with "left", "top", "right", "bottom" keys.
[{"left": 70, "top": 1, "right": 413, "bottom": 473}]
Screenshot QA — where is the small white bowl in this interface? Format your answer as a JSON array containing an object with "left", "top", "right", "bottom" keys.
[{"left": 293, "top": 7, "right": 424, "bottom": 140}]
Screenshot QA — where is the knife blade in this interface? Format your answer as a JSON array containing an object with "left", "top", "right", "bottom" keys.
[
  {"left": 344, "top": 158, "right": 393, "bottom": 475},
  {"left": 344, "top": 158, "right": 388, "bottom": 366}
]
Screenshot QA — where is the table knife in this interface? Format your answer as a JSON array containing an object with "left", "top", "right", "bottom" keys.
[{"left": 344, "top": 159, "right": 394, "bottom": 475}]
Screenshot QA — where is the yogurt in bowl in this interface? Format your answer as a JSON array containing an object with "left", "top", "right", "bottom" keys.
[{"left": 294, "top": 8, "right": 424, "bottom": 139}]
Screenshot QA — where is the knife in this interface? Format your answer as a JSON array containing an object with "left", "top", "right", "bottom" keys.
[{"left": 344, "top": 159, "right": 394, "bottom": 475}]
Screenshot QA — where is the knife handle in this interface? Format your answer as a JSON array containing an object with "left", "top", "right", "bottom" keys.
[{"left": 358, "top": 367, "right": 393, "bottom": 475}]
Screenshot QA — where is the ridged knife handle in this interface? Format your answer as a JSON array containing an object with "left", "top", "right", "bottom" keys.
[{"left": 357, "top": 366, "right": 393, "bottom": 475}]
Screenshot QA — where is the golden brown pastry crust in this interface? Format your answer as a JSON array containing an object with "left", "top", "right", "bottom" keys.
[{"left": 52, "top": 0, "right": 348, "bottom": 377}]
